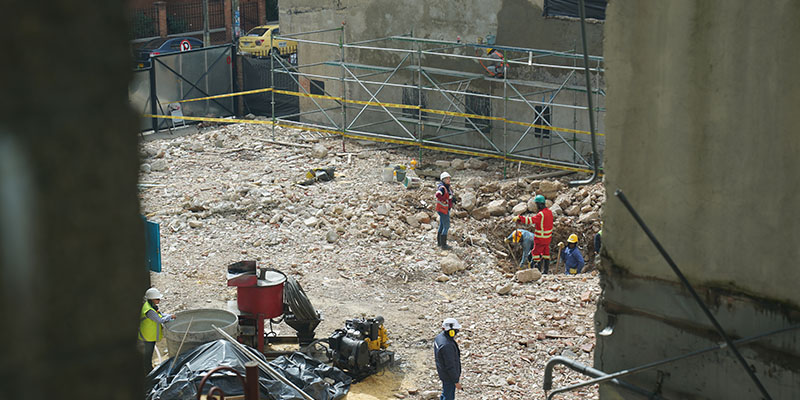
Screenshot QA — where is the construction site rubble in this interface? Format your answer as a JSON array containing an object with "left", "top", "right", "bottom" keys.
[{"left": 139, "top": 123, "right": 604, "bottom": 399}]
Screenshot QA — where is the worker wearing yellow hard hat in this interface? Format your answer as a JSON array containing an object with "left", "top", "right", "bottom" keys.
[
  {"left": 557, "top": 233, "right": 585, "bottom": 275},
  {"left": 504, "top": 228, "right": 535, "bottom": 270},
  {"left": 483, "top": 48, "right": 508, "bottom": 78}
]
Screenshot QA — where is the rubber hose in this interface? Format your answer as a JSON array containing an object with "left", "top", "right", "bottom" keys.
[{"left": 284, "top": 276, "right": 317, "bottom": 320}]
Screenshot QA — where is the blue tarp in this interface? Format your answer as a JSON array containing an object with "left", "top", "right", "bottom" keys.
[{"left": 142, "top": 215, "right": 161, "bottom": 273}]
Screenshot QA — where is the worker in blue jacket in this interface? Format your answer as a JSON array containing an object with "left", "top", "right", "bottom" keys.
[
  {"left": 557, "top": 234, "right": 585, "bottom": 275},
  {"left": 504, "top": 229, "right": 535, "bottom": 269},
  {"left": 434, "top": 318, "right": 463, "bottom": 400}
]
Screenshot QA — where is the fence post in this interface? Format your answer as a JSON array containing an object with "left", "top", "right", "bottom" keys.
[
  {"left": 224, "top": 0, "right": 232, "bottom": 42},
  {"left": 149, "top": 64, "right": 159, "bottom": 133},
  {"left": 232, "top": 45, "right": 241, "bottom": 117},
  {"left": 155, "top": 1, "right": 167, "bottom": 38}
]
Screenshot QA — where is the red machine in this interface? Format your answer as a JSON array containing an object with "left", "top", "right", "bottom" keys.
[{"left": 227, "top": 261, "right": 286, "bottom": 352}]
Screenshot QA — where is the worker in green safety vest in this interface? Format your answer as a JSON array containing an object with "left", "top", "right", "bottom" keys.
[{"left": 138, "top": 287, "right": 175, "bottom": 373}]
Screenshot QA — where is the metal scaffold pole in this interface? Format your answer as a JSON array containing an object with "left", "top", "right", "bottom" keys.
[
  {"left": 265, "top": 28, "right": 605, "bottom": 174},
  {"left": 340, "top": 23, "right": 346, "bottom": 152},
  {"left": 416, "top": 36, "right": 423, "bottom": 166},
  {"left": 503, "top": 57, "right": 508, "bottom": 179},
  {"left": 270, "top": 32, "right": 276, "bottom": 139}
]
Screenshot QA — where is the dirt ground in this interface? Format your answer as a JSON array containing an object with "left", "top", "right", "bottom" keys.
[{"left": 140, "top": 122, "right": 603, "bottom": 399}]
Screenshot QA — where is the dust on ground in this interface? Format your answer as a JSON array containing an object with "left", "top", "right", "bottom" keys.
[{"left": 140, "top": 123, "right": 603, "bottom": 399}]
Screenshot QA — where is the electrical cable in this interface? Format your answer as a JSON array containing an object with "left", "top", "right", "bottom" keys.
[{"left": 283, "top": 276, "right": 317, "bottom": 321}]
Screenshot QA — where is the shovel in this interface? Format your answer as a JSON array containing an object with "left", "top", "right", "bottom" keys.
[
  {"left": 505, "top": 241, "right": 519, "bottom": 272},
  {"left": 554, "top": 245, "right": 562, "bottom": 274}
]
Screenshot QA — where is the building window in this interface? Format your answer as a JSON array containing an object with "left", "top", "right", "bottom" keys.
[
  {"left": 534, "top": 105, "right": 551, "bottom": 137},
  {"left": 464, "top": 91, "right": 491, "bottom": 134},
  {"left": 543, "top": 0, "right": 607, "bottom": 20},
  {"left": 310, "top": 80, "right": 325, "bottom": 95},
  {"left": 402, "top": 87, "right": 427, "bottom": 119}
]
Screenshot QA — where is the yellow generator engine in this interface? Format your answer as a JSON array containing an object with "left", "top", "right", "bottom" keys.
[{"left": 327, "top": 316, "right": 394, "bottom": 380}]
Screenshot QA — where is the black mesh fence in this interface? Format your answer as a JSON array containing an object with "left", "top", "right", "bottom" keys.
[
  {"left": 241, "top": 56, "right": 299, "bottom": 119},
  {"left": 240, "top": 2, "right": 260, "bottom": 33},
  {"left": 166, "top": 1, "right": 225, "bottom": 35},
  {"left": 128, "top": 5, "right": 158, "bottom": 39}
]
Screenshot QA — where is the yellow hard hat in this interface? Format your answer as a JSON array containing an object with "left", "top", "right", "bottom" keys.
[
  {"left": 567, "top": 234, "right": 578, "bottom": 243},
  {"left": 486, "top": 48, "right": 493, "bottom": 55},
  {"left": 513, "top": 230, "right": 522, "bottom": 243}
]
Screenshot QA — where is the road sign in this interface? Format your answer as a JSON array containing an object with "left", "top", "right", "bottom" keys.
[{"left": 180, "top": 40, "right": 192, "bottom": 52}]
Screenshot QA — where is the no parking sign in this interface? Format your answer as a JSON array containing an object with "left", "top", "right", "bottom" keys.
[{"left": 180, "top": 39, "right": 192, "bottom": 52}]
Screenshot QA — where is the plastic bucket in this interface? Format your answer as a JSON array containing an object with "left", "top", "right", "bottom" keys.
[
  {"left": 164, "top": 309, "right": 239, "bottom": 356},
  {"left": 381, "top": 167, "right": 395, "bottom": 182}
]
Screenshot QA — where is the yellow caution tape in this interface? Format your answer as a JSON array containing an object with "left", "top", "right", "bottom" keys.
[
  {"left": 169, "top": 88, "right": 273, "bottom": 104},
  {"left": 166, "top": 88, "right": 602, "bottom": 136},
  {"left": 143, "top": 113, "right": 597, "bottom": 174}
]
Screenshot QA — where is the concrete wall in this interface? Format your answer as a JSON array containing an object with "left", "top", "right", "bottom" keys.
[
  {"left": 599, "top": 0, "right": 800, "bottom": 398},
  {"left": 0, "top": 1, "right": 146, "bottom": 399},
  {"left": 280, "top": 0, "right": 604, "bottom": 165}
]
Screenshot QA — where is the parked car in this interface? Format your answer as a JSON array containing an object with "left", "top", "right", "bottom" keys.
[
  {"left": 238, "top": 24, "right": 297, "bottom": 58},
  {"left": 134, "top": 37, "right": 204, "bottom": 69}
]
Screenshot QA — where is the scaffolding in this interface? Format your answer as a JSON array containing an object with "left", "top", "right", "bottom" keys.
[{"left": 269, "top": 26, "right": 605, "bottom": 174}]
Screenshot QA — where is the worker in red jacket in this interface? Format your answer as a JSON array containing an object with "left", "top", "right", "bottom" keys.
[{"left": 516, "top": 194, "right": 553, "bottom": 273}]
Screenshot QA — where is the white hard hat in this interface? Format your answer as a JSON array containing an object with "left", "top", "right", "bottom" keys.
[
  {"left": 144, "top": 288, "right": 163, "bottom": 300},
  {"left": 440, "top": 172, "right": 451, "bottom": 180},
  {"left": 442, "top": 318, "right": 461, "bottom": 330}
]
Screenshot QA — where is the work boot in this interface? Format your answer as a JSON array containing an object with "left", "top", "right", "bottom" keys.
[
  {"left": 436, "top": 234, "right": 442, "bottom": 248},
  {"left": 441, "top": 234, "right": 452, "bottom": 250},
  {"left": 542, "top": 259, "right": 550, "bottom": 274}
]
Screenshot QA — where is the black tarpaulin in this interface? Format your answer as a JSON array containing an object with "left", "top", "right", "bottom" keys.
[
  {"left": 543, "top": 0, "right": 607, "bottom": 20},
  {"left": 241, "top": 56, "right": 300, "bottom": 120},
  {"left": 145, "top": 340, "right": 351, "bottom": 400}
]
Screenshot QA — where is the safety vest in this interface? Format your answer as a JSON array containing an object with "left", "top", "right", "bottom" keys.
[
  {"left": 139, "top": 301, "right": 164, "bottom": 342},
  {"left": 435, "top": 183, "right": 452, "bottom": 214},
  {"left": 520, "top": 208, "right": 553, "bottom": 242},
  {"left": 489, "top": 50, "right": 510, "bottom": 70}
]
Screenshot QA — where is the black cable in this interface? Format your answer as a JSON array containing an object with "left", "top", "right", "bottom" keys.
[{"left": 284, "top": 276, "right": 317, "bottom": 321}]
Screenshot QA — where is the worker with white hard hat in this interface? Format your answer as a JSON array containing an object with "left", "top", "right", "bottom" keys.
[
  {"left": 138, "top": 287, "right": 175, "bottom": 373},
  {"left": 435, "top": 171, "right": 457, "bottom": 250},
  {"left": 434, "top": 318, "right": 463, "bottom": 400}
]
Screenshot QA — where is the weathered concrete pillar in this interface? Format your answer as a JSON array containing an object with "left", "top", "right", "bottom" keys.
[
  {"left": 0, "top": 1, "right": 146, "bottom": 399},
  {"left": 599, "top": 1, "right": 800, "bottom": 398},
  {"left": 155, "top": 1, "right": 168, "bottom": 37}
]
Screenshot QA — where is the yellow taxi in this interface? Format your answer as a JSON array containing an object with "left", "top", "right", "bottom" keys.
[{"left": 238, "top": 24, "right": 297, "bottom": 57}]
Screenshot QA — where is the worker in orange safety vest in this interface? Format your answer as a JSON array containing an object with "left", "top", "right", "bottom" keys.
[{"left": 515, "top": 194, "right": 553, "bottom": 273}]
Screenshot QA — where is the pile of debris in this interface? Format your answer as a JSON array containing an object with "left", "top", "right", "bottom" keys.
[{"left": 139, "top": 123, "right": 604, "bottom": 399}]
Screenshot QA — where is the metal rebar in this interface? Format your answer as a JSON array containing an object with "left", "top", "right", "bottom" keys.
[
  {"left": 543, "top": 356, "right": 664, "bottom": 399},
  {"left": 390, "top": 35, "right": 604, "bottom": 63},
  {"left": 570, "top": 0, "right": 600, "bottom": 186},
  {"left": 614, "top": 189, "right": 773, "bottom": 400},
  {"left": 546, "top": 323, "right": 799, "bottom": 399},
  {"left": 274, "top": 26, "right": 343, "bottom": 37},
  {"left": 212, "top": 325, "right": 315, "bottom": 400}
]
